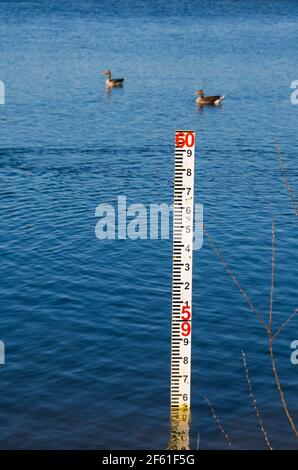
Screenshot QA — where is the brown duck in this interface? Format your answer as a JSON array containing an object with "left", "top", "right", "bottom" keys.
[
  {"left": 196, "top": 89, "right": 224, "bottom": 106},
  {"left": 104, "top": 70, "right": 124, "bottom": 88}
]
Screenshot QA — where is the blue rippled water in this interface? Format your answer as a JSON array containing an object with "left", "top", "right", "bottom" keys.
[{"left": 0, "top": 0, "right": 297, "bottom": 449}]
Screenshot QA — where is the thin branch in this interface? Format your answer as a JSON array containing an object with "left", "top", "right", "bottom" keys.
[
  {"left": 273, "top": 308, "right": 298, "bottom": 341},
  {"left": 267, "top": 219, "right": 298, "bottom": 437},
  {"left": 204, "top": 227, "right": 269, "bottom": 333},
  {"left": 204, "top": 396, "right": 235, "bottom": 449},
  {"left": 205, "top": 220, "right": 298, "bottom": 439},
  {"left": 269, "top": 217, "right": 275, "bottom": 329},
  {"left": 275, "top": 142, "right": 298, "bottom": 217},
  {"left": 241, "top": 351, "right": 273, "bottom": 450},
  {"left": 269, "top": 339, "right": 298, "bottom": 437}
]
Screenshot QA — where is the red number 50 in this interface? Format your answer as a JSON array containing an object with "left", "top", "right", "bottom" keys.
[{"left": 176, "top": 132, "right": 194, "bottom": 148}]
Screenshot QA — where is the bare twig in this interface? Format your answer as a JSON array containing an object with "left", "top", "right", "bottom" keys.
[
  {"left": 267, "top": 221, "right": 298, "bottom": 437},
  {"left": 203, "top": 227, "right": 268, "bottom": 333},
  {"left": 204, "top": 396, "right": 235, "bottom": 449},
  {"left": 275, "top": 142, "right": 298, "bottom": 217},
  {"left": 273, "top": 308, "right": 298, "bottom": 341},
  {"left": 205, "top": 220, "right": 298, "bottom": 439},
  {"left": 269, "top": 217, "right": 275, "bottom": 329},
  {"left": 241, "top": 351, "right": 273, "bottom": 450},
  {"left": 269, "top": 338, "right": 298, "bottom": 437}
]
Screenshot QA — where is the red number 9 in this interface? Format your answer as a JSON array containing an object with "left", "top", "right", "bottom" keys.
[{"left": 181, "top": 322, "right": 191, "bottom": 337}]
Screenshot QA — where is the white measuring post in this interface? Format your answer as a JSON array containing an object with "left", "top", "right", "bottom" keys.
[{"left": 170, "top": 130, "right": 195, "bottom": 427}]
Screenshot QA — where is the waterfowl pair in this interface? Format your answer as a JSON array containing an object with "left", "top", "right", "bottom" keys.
[
  {"left": 196, "top": 89, "right": 225, "bottom": 106},
  {"left": 104, "top": 70, "right": 124, "bottom": 88},
  {"left": 103, "top": 72, "right": 225, "bottom": 108}
]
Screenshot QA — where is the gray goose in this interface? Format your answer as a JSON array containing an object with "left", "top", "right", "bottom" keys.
[
  {"left": 196, "top": 89, "right": 224, "bottom": 106},
  {"left": 104, "top": 70, "right": 124, "bottom": 88}
]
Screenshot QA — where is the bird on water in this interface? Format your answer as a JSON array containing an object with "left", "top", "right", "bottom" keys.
[
  {"left": 196, "top": 89, "right": 225, "bottom": 106},
  {"left": 104, "top": 70, "right": 125, "bottom": 89}
]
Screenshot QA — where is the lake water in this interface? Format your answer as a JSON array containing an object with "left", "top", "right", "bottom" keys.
[{"left": 0, "top": 0, "right": 297, "bottom": 450}]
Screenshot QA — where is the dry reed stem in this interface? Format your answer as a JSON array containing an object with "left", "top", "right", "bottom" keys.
[
  {"left": 204, "top": 220, "right": 298, "bottom": 438},
  {"left": 204, "top": 397, "right": 234, "bottom": 449},
  {"left": 241, "top": 351, "right": 273, "bottom": 450},
  {"left": 275, "top": 142, "right": 298, "bottom": 218},
  {"left": 267, "top": 221, "right": 298, "bottom": 437},
  {"left": 269, "top": 338, "right": 298, "bottom": 437},
  {"left": 273, "top": 308, "right": 298, "bottom": 341},
  {"left": 203, "top": 227, "right": 269, "bottom": 333},
  {"left": 269, "top": 218, "right": 275, "bottom": 329}
]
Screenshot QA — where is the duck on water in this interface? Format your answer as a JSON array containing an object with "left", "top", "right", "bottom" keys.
[
  {"left": 196, "top": 89, "right": 225, "bottom": 106},
  {"left": 104, "top": 70, "right": 125, "bottom": 89}
]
